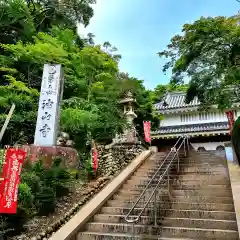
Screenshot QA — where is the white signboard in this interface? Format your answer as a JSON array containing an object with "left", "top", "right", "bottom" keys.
[{"left": 34, "top": 64, "right": 64, "bottom": 146}]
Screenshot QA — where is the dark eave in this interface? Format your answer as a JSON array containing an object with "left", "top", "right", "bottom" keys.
[{"left": 152, "top": 122, "right": 229, "bottom": 135}]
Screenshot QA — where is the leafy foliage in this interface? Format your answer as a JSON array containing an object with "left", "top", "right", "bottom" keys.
[
  {"left": 20, "top": 171, "right": 41, "bottom": 195},
  {"left": 0, "top": 0, "right": 96, "bottom": 45},
  {"left": 159, "top": 16, "right": 240, "bottom": 109},
  {"left": 0, "top": 0, "right": 159, "bottom": 236},
  {"left": 0, "top": 25, "right": 158, "bottom": 149},
  {"left": 18, "top": 183, "right": 34, "bottom": 208},
  {"left": 232, "top": 116, "right": 240, "bottom": 165},
  {"left": 150, "top": 83, "right": 188, "bottom": 103}
]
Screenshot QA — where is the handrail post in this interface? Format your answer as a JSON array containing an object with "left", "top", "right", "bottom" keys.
[
  {"left": 167, "top": 170, "right": 170, "bottom": 196},
  {"left": 177, "top": 151, "right": 180, "bottom": 173},
  {"left": 183, "top": 137, "right": 186, "bottom": 157},
  {"left": 132, "top": 222, "right": 135, "bottom": 236},
  {"left": 154, "top": 190, "right": 157, "bottom": 227},
  {"left": 187, "top": 135, "right": 189, "bottom": 151}
]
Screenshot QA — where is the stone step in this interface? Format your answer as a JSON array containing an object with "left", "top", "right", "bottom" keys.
[
  {"left": 127, "top": 179, "right": 230, "bottom": 186},
  {"left": 139, "top": 164, "right": 227, "bottom": 170},
  {"left": 151, "top": 152, "right": 221, "bottom": 156},
  {"left": 140, "top": 158, "right": 225, "bottom": 165},
  {"left": 106, "top": 200, "right": 235, "bottom": 211},
  {"left": 148, "top": 159, "right": 226, "bottom": 164},
  {"left": 113, "top": 194, "right": 234, "bottom": 204},
  {"left": 93, "top": 214, "right": 238, "bottom": 230},
  {"left": 135, "top": 169, "right": 226, "bottom": 175},
  {"left": 148, "top": 155, "right": 225, "bottom": 160},
  {"left": 131, "top": 174, "right": 230, "bottom": 181},
  {"left": 123, "top": 183, "right": 231, "bottom": 190},
  {"left": 83, "top": 223, "right": 239, "bottom": 239},
  {"left": 118, "top": 189, "right": 232, "bottom": 197},
  {"left": 137, "top": 166, "right": 228, "bottom": 174},
  {"left": 78, "top": 231, "right": 195, "bottom": 240},
  {"left": 133, "top": 174, "right": 228, "bottom": 180},
  {"left": 101, "top": 207, "right": 236, "bottom": 220}
]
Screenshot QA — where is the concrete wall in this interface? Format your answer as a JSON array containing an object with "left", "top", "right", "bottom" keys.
[{"left": 191, "top": 142, "right": 227, "bottom": 151}]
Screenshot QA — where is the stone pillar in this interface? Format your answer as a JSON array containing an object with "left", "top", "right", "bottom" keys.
[{"left": 34, "top": 64, "right": 64, "bottom": 146}]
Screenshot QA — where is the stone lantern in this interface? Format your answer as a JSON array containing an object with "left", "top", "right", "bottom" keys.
[
  {"left": 106, "top": 91, "right": 140, "bottom": 148},
  {"left": 116, "top": 91, "right": 139, "bottom": 144},
  {"left": 119, "top": 91, "right": 137, "bottom": 128}
]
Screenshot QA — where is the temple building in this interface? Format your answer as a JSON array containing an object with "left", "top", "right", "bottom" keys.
[{"left": 152, "top": 91, "right": 239, "bottom": 151}]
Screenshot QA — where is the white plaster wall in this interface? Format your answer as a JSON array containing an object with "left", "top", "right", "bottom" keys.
[
  {"left": 160, "top": 115, "right": 181, "bottom": 127},
  {"left": 160, "top": 112, "right": 228, "bottom": 127},
  {"left": 191, "top": 142, "right": 227, "bottom": 151}
]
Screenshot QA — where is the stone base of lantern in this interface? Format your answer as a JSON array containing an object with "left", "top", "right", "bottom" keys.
[
  {"left": 21, "top": 145, "right": 79, "bottom": 168},
  {"left": 109, "top": 131, "right": 141, "bottom": 148}
]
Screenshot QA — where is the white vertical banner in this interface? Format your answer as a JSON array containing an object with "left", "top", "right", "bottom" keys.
[{"left": 34, "top": 64, "right": 64, "bottom": 146}]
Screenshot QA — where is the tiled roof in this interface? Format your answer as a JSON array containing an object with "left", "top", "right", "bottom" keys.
[
  {"left": 155, "top": 92, "right": 200, "bottom": 110},
  {"left": 152, "top": 122, "right": 229, "bottom": 135}
]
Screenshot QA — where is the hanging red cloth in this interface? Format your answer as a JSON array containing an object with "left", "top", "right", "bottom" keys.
[
  {"left": 92, "top": 140, "right": 98, "bottom": 174},
  {"left": 0, "top": 148, "right": 26, "bottom": 214},
  {"left": 226, "top": 111, "right": 235, "bottom": 135},
  {"left": 143, "top": 121, "right": 151, "bottom": 143}
]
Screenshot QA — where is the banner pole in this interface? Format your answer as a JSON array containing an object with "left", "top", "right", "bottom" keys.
[{"left": 0, "top": 104, "right": 15, "bottom": 144}]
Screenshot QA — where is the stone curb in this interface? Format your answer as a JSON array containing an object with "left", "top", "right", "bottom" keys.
[{"left": 227, "top": 161, "right": 240, "bottom": 238}]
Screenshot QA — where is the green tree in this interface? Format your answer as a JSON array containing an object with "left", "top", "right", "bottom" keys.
[
  {"left": 0, "top": 2, "right": 158, "bottom": 150},
  {"left": 0, "top": 0, "right": 36, "bottom": 44},
  {"left": 158, "top": 16, "right": 240, "bottom": 110},
  {"left": 0, "top": 27, "right": 126, "bottom": 148},
  {"left": 25, "top": 0, "right": 96, "bottom": 32},
  {"left": 0, "top": 0, "right": 96, "bottom": 44},
  {"left": 117, "top": 73, "right": 160, "bottom": 140}
]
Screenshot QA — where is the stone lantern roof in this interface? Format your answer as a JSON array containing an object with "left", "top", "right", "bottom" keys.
[{"left": 119, "top": 91, "right": 136, "bottom": 104}]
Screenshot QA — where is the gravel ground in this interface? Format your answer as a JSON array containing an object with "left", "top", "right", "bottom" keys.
[{"left": 9, "top": 178, "right": 100, "bottom": 240}]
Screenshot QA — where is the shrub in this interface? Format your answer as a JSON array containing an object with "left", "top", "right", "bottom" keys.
[
  {"left": 54, "top": 167, "right": 71, "bottom": 198},
  {"left": 39, "top": 168, "right": 56, "bottom": 187},
  {"left": 52, "top": 157, "right": 63, "bottom": 167},
  {"left": 0, "top": 149, "right": 5, "bottom": 172},
  {"left": 2, "top": 184, "right": 33, "bottom": 234},
  {"left": 69, "top": 169, "right": 79, "bottom": 179},
  {"left": 56, "top": 167, "right": 71, "bottom": 181},
  {"left": 55, "top": 182, "right": 69, "bottom": 198},
  {"left": 85, "top": 159, "right": 95, "bottom": 179},
  {"left": 32, "top": 160, "right": 44, "bottom": 176},
  {"left": 4, "top": 205, "right": 29, "bottom": 233},
  {"left": 21, "top": 172, "right": 41, "bottom": 195},
  {"left": 18, "top": 183, "right": 33, "bottom": 208},
  {"left": 36, "top": 186, "right": 56, "bottom": 216}
]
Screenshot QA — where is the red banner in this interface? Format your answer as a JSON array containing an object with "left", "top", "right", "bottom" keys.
[
  {"left": 0, "top": 148, "right": 26, "bottom": 214},
  {"left": 92, "top": 140, "right": 98, "bottom": 174},
  {"left": 226, "top": 111, "right": 235, "bottom": 135},
  {"left": 144, "top": 121, "right": 151, "bottom": 143}
]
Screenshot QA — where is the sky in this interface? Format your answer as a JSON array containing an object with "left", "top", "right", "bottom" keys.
[{"left": 78, "top": 0, "right": 240, "bottom": 90}]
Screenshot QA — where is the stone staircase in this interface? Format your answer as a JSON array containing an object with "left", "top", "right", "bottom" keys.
[{"left": 77, "top": 150, "right": 239, "bottom": 239}]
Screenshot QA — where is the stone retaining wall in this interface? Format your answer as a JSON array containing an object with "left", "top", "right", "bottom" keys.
[{"left": 97, "top": 144, "right": 145, "bottom": 176}]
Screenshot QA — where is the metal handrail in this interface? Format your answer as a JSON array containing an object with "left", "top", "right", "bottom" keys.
[{"left": 124, "top": 135, "right": 189, "bottom": 226}]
